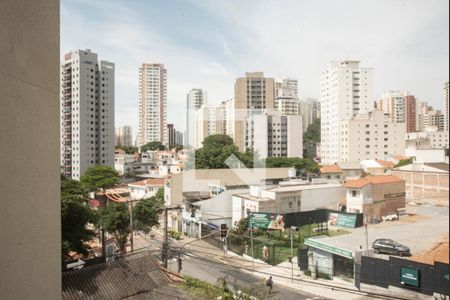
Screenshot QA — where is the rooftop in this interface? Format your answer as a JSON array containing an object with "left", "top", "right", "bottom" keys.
[
  {"left": 375, "top": 160, "right": 395, "bottom": 169},
  {"left": 344, "top": 175, "right": 403, "bottom": 189},
  {"left": 320, "top": 164, "right": 343, "bottom": 174},
  {"left": 265, "top": 182, "right": 343, "bottom": 193},
  {"left": 128, "top": 178, "right": 165, "bottom": 187},
  {"left": 62, "top": 252, "right": 186, "bottom": 300}
]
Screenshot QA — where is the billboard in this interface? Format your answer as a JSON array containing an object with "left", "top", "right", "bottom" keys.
[
  {"left": 401, "top": 267, "right": 420, "bottom": 287},
  {"left": 328, "top": 212, "right": 357, "bottom": 228},
  {"left": 249, "top": 213, "right": 284, "bottom": 230}
]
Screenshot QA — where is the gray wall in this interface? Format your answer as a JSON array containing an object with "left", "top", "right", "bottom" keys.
[{"left": 0, "top": 0, "right": 61, "bottom": 299}]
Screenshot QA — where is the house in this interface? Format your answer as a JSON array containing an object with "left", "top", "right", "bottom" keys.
[
  {"left": 337, "top": 161, "right": 363, "bottom": 181},
  {"left": 344, "top": 175, "right": 405, "bottom": 222},
  {"left": 360, "top": 159, "right": 391, "bottom": 175},
  {"left": 128, "top": 178, "right": 165, "bottom": 200},
  {"left": 62, "top": 252, "right": 187, "bottom": 299},
  {"left": 320, "top": 164, "right": 343, "bottom": 182},
  {"left": 231, "top": 180, "right": 346, "bottom": 226}
]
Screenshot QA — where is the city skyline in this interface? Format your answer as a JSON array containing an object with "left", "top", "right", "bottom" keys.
[{"left": 61, "top": 0, "right": 449, "bottom": 135}]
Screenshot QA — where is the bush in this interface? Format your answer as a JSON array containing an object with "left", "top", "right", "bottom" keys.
[
  {"left": 168, "top": 229, "right": 181, "bottom": 240},
  {"left": 304, "top": 269, "right": 312, "bottom": 276}
]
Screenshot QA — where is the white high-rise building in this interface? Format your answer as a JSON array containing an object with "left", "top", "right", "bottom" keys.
[
  {"left": 185, "top": 88, "right": 207, "bottom": 147},
  {"left": 320, "top": 60, "right": 374, "bottom": 164},
  {"left": 138, "top": 63, "right": 167, "bottom": 147},
  {"left": 60, "top": 49, "right": 115, "bottom": 180},
  {"left": 116, "top": 125, "right": 132, "bottom": 146},
  {"left": 280, "top": 77, "right": 298, "bottom": 97},
  {"left": 340, "top": 110, "right": 405, "bottom": 162},
  {"left": 445, "top": 81, "right": 449, "bottom": 132},
  {"left": 246, "top": 112, "right": 303, "bottom": 158},
  {"left": 298, "top": 98, "right": 320, "bottom": 133}
]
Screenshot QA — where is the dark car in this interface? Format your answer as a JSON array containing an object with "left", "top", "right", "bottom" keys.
[{"left": 372, "top": 239, "right": 411, "bottom": 256}]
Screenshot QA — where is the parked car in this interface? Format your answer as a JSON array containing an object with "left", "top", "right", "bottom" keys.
[{"left": 372, "top": 239, "right": 411, "bottom": 256}]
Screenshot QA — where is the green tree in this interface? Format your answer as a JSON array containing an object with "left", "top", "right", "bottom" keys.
[
  {"left": 61, "top": 176, "right": 97, "bottom": 258},
  {"left": 115, "top": 145, "right": 138, "bottom": 154},
  {"left": 195, "top": 134, "right": 243, "bottom": 169},
  {"left": 395, "top": 157, "right": 413, "bottom": 168},
  {"left": 234, "top": 217, "right": 249, "bottom": 235},
  {"left": 303, "top": 118, "right": 321, "bottom": 143},
  {"left": 264, "top": 157, "right": 319, "bottom": 174},
  {"left": 99, "top": 202, "right": 130, "bottom": 253},
  {"left": 133, "top": 188, "right": 165, "bottom": 233},
  {"left": 80, "top": 165, "right": 119, "bottom": 192},
  {"left": 141, "top": 141, "right": 166, "bottom": 152}
]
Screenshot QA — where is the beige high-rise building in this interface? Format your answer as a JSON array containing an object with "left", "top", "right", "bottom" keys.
[
  {"left": 340, "top": 110, "right": 406, "bottom": 162},
  {"left": 418, "top": 109, "right": 445, "bottom": 131},
  {"left": 234, "top": 72, "right": 275, "bottom": 151},
  {"left": 138, "top": 63, "right": 167, "bottom": 147},
  {"left": 116, "top": 125, "right": 133, "bottom": 146},
  {"left": 377, "top": 91, "right": 416, "bottom": 133},
  {"left": 60, "top": 49, "right": 115, "bottom": 180}
]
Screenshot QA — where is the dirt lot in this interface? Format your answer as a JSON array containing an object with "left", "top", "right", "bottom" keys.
[{"left": 410, "top": 235, "right": 449, "bottom": 264}]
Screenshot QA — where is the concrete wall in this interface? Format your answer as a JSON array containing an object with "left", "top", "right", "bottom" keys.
[{"left": 0, "top": 0, "right": 61, "bottom": 299}]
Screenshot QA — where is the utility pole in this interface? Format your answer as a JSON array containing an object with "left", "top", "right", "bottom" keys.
[
  {"left": 365, "top": 214, "right": 369, "bottom": 253},
  {"left": 162, "top": 205, "right": 181, "bottom": 269},
  {"left": 250, "top": 214, "right": 254, "bottom": 271},
  {"left": 129, "top": 200, "right": 134, "bottom": 253}
]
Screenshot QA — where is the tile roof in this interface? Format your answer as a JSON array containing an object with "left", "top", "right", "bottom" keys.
[
  {"left": 344, "top": 175, "right": 403, "bottom": 188},
  {"left": 320, "top": 164, "right": 343, "bottom": 174},
  {"left": 375, "top": 160, "right": 395, "bottom": 168},
  {"left": 62, "top": 252, "right": 181, "bottom": 300},
  {"left": 128, "top": 178, "right": 165, "bottom": 187}
]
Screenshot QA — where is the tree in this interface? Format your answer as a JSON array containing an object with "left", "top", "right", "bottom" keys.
[
  {"left": 99, "top": 202, "right": 130, "bottom": 253},
  {"left": 173, "top": 144, "right": 184, "bottom": 151},
  {"left": 234, "top": 217, "right": 249, "bottom": 235},
  {"left": 195, "top": 134, "right": 243, "bottom": 169},
  {"left": 133, "top": 188, "right": 165, "bottom": 233},
  {"left": 395, "top": 157, "right": 413, "bottom": 168},
  {"left": 264, "top": 157, "right": 319, "bottom": 174},
  {"left": 61, "top": 176, "right": 97, "bottom": 258},
  {"left": 80, "top": 165, "right": 119, "bottom": 192},
  {"left": 115, "top": 145, "right": 138, "bottom": 154},
  {"left": 141, "top": 141, "right": 166, "bottom": 152},
  {"left": 303, "top": 118, "right": 321, "bottom": 143}
]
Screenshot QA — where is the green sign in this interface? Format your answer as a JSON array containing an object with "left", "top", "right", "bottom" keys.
[
  {"left": 305, "top": 238, "right": 353, "bottom": 259},
  {"left": 336, "top": 214, "right": 357, "bottom": 228},
  {"left": 249, "top": 213, "right": 284, "bottom": 230},
  {"left": 401, "top": 267, "right": 420, "bottom": 287}
]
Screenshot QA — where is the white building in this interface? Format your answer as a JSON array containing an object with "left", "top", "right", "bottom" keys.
[
  {"left": 339, "top": 110, "right": 406, "bottom": 162},
  {"left": 185, "top": 88, "right": 207, "bottom": 147},
  {"left": 246, "top": 112, "right": 303, "bottom": 158},
  {"left": 278, "top": 77, "right": 298, "bottom": 97},
  {"left": 138, "top": 63, "right": 167, "bottom": 146},
  {"left": 128, "top": 178, "right": 165, "bottom": 200},
  {"left": 115, "top": 125, "right": 132, "bottom": 146},
  {"left": 406, "top": 130, "right": 449, "bottom": 149},
  {"left": 60, "top": 49, "right": 115, "bottom": 180},
  {"left": 194, "top": 104, "right": 216, "bottom": 149},
  {"left": 418, "top": 109, "right": 445, "bottom": 132},
  {"left": 320, "top": 60, "right": 374, "bottom": 164},
  {"left": 445, "top": 81, "right": 449, "bottom": 132},
  {"left": 114, "top": 152, "right": 136, "bottom": 176}
]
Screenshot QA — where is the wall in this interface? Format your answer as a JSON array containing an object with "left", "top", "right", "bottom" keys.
[{"left": 0, "top": 0, "right": 61, "bottom": 298}]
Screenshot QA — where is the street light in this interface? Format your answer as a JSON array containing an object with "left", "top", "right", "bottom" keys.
[{"left": 290, "top": 226, "right": 299, "bottom": 283}]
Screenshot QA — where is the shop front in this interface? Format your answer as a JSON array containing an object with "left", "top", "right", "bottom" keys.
[{"left": 305, "top": 237, "right": 355, "bottom": 280}]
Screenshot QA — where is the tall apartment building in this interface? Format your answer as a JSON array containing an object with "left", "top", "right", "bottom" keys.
[
  {"left": 138, "top": 63, "right": 167, "bottom": 147},
  {"left": 418, "top": 110, "right": 445, "bottom": 131},
  {"left": 445, "top": 81, "right": 449, "bottom": 132},
  {"left": 185, "top": 88, "right": 207, "bottom": 146},
  {"left": 175, "top": 130, "right": 184, "bottom": 146},
  {"left": 167, "top": 124, "right": 175, "bottom": 149},
  {"left": 234, "top": 72, "right": 275, "bottom": 151},
  {"left": 406, "top": 130, "right": 449, "bottom": 149},
  {"left": 320, "top": 60, "right": 374, "bottom": 164},
  {"left": 194, "top": 104, "right": 216, "bottom": 149},
  {"left": 274, "top": 83, "right": 299, "bottom": 115},
  {"left": 246, "top": 113, "right": 303, "bottom": 158},
  {"left": 340, "top": 110, "right": 406, "bottom": 162},
  {"left": 299, "top": 98, "right": 320, "bottom": 133},
  {"left": 377, "top": 91, "right": 416, "bottom": 133},
  {"left": 60, "top": 49, "right": 115, "bottom": 180},
  {"left": 279, "top": 77, "right": 298, "bottom": 97},
  {"left": 115, "top": 125, "right": 132, "bottom": 146}
]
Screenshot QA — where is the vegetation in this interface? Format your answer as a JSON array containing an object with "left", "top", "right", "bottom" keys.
[
  {"left": 141, "top": 141, "right": 166, "bottom": 152},
  {"left": 99, "top": 188, "right": 165, "bottom": 253},
  {"left": 115, "top": 145, "right": 138, "bottom": 154},
  {"left": 192, "top": 134, "right": 319, "bottom": 174},
  {"left": 303, "top": 118, "right": 320, "bottom": 143},
  {"left": 168, "top": 229, "right": 181, "bottom": 240},
  {"left": 61, "top": 176, "right": 97, "bottom": 258},
  {"left": 182, "top": 276, "right": 269, "bottom": 300},
  {"left": 395, "top": 157, "right": 413, "bottom": 168},
  {"left": 80, "top": 165, "right": 119, "bottom": 192}
]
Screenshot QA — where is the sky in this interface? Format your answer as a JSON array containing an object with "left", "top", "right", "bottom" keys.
[{"left": 61, "top": 0, "right": 449, "bottom": 136}]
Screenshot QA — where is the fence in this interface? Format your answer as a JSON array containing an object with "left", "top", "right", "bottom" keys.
[
  {"left": 360, "top": 255, "right": 449, "bottom": 296},
  {"left": 284, "top": 209, "right": 363, "bottom": 228}
]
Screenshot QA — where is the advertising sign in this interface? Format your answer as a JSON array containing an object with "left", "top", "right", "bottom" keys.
[
  {"left": 401, "top": 267, "right": 420, "bottom": 287},
  {"left": 305, "top": 238, "right": 353, "bottom": 259},
  {"left": 328, "top": 212, "right": 357, "bottom": 228},
  {"left": 249, "top": 213, "right": 284, "bottom": 230}
]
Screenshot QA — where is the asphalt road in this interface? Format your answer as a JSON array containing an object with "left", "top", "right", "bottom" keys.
[{"left": 166, "top": 250, "right": 321, "bottom": 300}]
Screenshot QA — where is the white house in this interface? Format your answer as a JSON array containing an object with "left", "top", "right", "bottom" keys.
[{"left": 128, "top": 178, "right": 165, "bottom": 200}]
